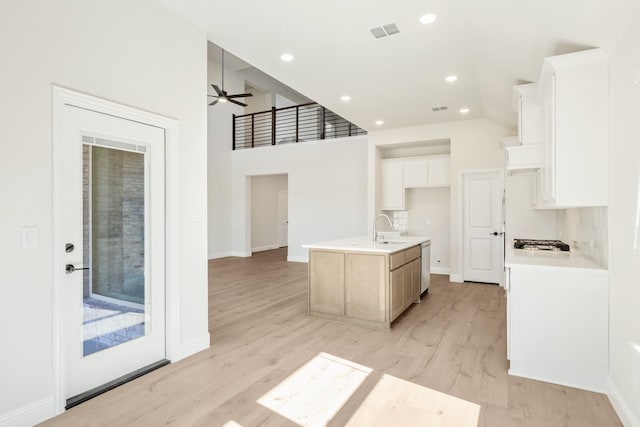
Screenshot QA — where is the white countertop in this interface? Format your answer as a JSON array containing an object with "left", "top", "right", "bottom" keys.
[
  {"left": 505, "top": 247, "right": 607, "bottom": 271},
  {"left": 303, "top": 235, "right": 430, "bottom": 254}
]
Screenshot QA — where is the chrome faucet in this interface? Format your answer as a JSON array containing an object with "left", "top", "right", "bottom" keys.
[{"left": 373, "top": 213, "right": 394, "bottom": 241}]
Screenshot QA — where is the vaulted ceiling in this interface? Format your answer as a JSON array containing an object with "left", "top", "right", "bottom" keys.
[{"left": 157, "top": 0, "right": 640, "bottom": 131}]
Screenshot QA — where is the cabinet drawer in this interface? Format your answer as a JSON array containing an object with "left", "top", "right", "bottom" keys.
[
  {"left": 405, "top": 245, "right": 420, "bottom": 263},
  {"left": 390, "top": 251, "right": 405, "bottom": 270}
]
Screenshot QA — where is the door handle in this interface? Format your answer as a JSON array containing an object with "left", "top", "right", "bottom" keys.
[
  {"left": 66, "top": 264, "right": 89, "bottom": 274},
  {"left": 490, "top": 232, "right": 505, "bottom": 236}
]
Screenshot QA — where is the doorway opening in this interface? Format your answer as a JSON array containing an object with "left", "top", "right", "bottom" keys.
[{"left": 249, "top": 174, "right": 289, "bottom": 257}]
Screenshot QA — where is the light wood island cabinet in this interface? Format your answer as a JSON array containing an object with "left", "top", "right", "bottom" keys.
[{"left": 308, "top": 242, "right": 423, "bottom": 331}]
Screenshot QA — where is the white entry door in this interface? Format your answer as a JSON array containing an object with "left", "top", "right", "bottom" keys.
[
  {"left": 463, "top": 171, "right": 503, "bottom": 284},
  {"left": 61, "top": 105, "right": 166, "bottom": 401},
  {"left": 277, "top": 191, "right": 288, "bottom": 247}
]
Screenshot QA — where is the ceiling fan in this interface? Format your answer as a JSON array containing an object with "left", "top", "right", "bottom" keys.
[{"left": 208, "top": 48, "right": 253, "bottom": 107}]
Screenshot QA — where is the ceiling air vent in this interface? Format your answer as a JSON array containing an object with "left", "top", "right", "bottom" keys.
[
  {"left": 431, "top": 106, "right": 448, "bottom": 112},
  {"left": 370, "top": 23, "right": 400, "bottom": 39}
]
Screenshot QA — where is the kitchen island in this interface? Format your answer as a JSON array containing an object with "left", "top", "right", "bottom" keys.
[{"left": 303, "top": 236, "right": 430, "bottom": 331}]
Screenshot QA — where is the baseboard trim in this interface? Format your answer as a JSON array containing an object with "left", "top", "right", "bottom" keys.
[
  {"left": 0, "top": 396, "right": 54, "bottom": 427},
  {"left": 508, "top": 369, "right": 605, "bottom": 394},
  {"left": 230, "top": 251, "right": 251, "bottom": 258},
  {"left": 251, "top": 245, "right": 279, "bottom": 253},
  {"left": 208, "top": 251, "right": 232, "bottom": 260},
  {"left": 430, "top": 267, "right": 450, "bottom": 275},
  {"left": 177, "top": 333, "right": 210, "bottom": 361},
  {"left": 287, "top": 256, "right": 308, "bottom": 263},
  {"left": 449, "top": 274, "right": 463, "bottom": 283},
  {"left": 607, "top": 375, "right": 640, "bottom": 427}
]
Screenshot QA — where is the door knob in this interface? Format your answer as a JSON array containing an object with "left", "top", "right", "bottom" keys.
[
  {"left": 490, "top": 232, "right": 504, "bottom": 236},
  {"left": 65, "top": 264, "right": 89, "bottom": 274}
]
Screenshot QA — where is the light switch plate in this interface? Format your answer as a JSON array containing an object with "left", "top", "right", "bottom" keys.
[{"left": 21, "top": 226, "right": 38, "bottom": 249}]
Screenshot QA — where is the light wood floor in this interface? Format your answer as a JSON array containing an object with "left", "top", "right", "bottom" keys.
[{"left": 41, "top": 248, "right": 621, "bottom": 426}]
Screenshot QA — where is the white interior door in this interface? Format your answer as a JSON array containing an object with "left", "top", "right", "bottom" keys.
[
  {"left": 277, "top": 190, "right": 288, "bottom": 247},
  {"left": 463, "top": 171, "right": 503, "bottom": 284},
  {"left": 61, "top": 105, "right": 166, "bottom": 400}
]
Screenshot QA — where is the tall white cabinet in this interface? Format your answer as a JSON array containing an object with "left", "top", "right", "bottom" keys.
[{"left": 537, "top": 48, "right": 609, "bottom": 208}]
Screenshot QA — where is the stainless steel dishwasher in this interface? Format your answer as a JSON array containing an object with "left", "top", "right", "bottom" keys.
[{"left": 420, "top": 241, "right": 431, "bottom": 294}]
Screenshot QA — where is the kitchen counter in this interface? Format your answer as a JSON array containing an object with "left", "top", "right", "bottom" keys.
[
  {"left": 303, "top": 235, "right": 430, "bottom": 254},
  {"left": 505, "top": 247, "right": 607, "bottom": 271}
]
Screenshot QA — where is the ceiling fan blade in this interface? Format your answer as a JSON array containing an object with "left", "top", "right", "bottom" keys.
[
  {"left": 227, "top": 98, "right": 248, "bottom": 107},
  {"left": 209, "top": 98, "right": 219, "bottom": 106},
  {"left": 207, "top": 94, "right": 217, "bottom": 97},
  {"left": 211, "top": 84, "right": 223, "bottom": 96},
  {"left": 226, "top": 93, "right": 254, "bottom": 99}
]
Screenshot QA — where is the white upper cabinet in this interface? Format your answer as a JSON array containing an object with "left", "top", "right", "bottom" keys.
[
  {"left": 403, "top": 158, "right": 429, "bottom": 188},
  {"left": 513, "top": 83, "right": 540, "bottom": 145},
  {"left": 380, "top": 155, "right": 451, "bottom": 210},
  {"left": 426, "top": 154, "right": 450, "bottom": 187},
  {"left": 380, "top": 159, "right": 404, "bottom": 210},
  {"left": 537, "top": 48, "right": 609, "bottom": 208}
]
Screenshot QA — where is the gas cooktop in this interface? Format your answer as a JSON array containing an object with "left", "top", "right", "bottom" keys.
[{"left": 513, "top": 239, "right": 570, "bottom": 252}]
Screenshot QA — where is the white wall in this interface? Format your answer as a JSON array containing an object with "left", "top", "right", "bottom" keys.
[
  {"left": 607, "top": 13, "right": 640, "bottom": 425},
  {"left": 504, "top": 173, "right": 557, "bottom": 245},
  {"left": 0, "top": 1, "right": 208, "bottom": 424},
  {"left": 208, "top": 48, "right": 245, "bottom": 259},
  {"left": 368, "top": 119, "right": 513, "bottom": 281},
  {"left": 232, "top": 136, "right": 368, "bottom": 262},
  {"left": 251, "top": 174, "right": 288, "bottom": 251},
  {"left": 406, "top": 188, "right": 451, "bottom": 273}
]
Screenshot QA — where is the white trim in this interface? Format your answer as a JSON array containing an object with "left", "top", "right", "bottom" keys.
[
  {"left": 208, "top": 251, "right": 233, "bottom": 260},
  {"left": 449, "top": 274, "right": 463, "bottom": 283},
  {"left": 508, "top": 370, "right": 606, "bottom": 394},
  {"left": 177, "top": 333, "right": 211, "bottom": 361},
  {"left": 252, "top": 244, "right": 279, "bottom": 253},
  {"left": 430, "top": 266, "right": 450, "bottom": 275},
  {"left": 230, "top": 251, "right": 252, "bottom": 257},
  {"left": 607, "top": 375, "right": 640, "bottom": 427},
  {"left": 52, "top": 86, "right": 181, "bottom": 414},
  {"left": 287, "top": 256, "right": 308, "bottom": 263},
  {"left": 0, "top": 396, "right": 54, "bottom": 427}
]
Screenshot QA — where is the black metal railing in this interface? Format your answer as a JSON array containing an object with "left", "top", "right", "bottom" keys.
[{"left": 232, "top": 102, "right": 366, "bottom": 150}]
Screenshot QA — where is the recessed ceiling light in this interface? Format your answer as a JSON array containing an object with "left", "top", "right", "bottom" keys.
[
  {"left": 341, "top": 95, "right": 351, "bottom": 102},
  {"left": 280, "top": 53, "right": 294, "bottom": 62},
  {"left": 445, "top": 75, "right": 458, "bottom": 82},
  {"left": 420, "top": 14, "right": 437, "bottom": 24},
  {"left": 459, "top": 107, "right": 470, "bottom": 114},
  {"left": 375, "top": 120, "right": 384, "bottom": 126}
]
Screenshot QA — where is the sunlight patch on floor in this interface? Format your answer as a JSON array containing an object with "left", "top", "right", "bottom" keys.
[
  {"left": 257, "top": 352, "right": 372, "bottom": 427},
  {"left": 346, "top": 374, "right": 480, "bottom": 426}
]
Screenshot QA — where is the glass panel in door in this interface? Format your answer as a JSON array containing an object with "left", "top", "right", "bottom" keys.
[{"left": 82, "top": 141, "right": 148, "bottom": 356}]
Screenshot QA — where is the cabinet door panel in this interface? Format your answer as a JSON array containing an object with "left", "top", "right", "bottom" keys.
[
  {"left": 309, "top": 251, "right": 345, "bottom": 315},
  {"left": 403, "top": 158, "right": 428, "bottom": 188},
  {"left": 403, "top": 262, "right": 414, "bottom": 308},
  {"left": 345, "top": 253, "right": 386, "bottom": 322},
  {"left": 427, "top": 155, "right": 450, "bottom": 187},
  {"left": 411, "top": 258, "right": 421, "bottom": 302},
  {"left": 381, "top": 160, "right": 404, "bottom": 210},
  {"left": 390, "top": 267, "right": 405, "bottom": 321}
]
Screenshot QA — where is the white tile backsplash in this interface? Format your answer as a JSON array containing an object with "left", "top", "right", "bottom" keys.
[
  {"left": 556, "top": 207, "right": 608, "bottom": 268},
  {"left": 386, "top": 210, "right": 409, "bottom": 232}
]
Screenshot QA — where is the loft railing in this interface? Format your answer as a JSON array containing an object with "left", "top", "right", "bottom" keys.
[{"left": 232, "top": 102, "right": 367, "bottom": 150}]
